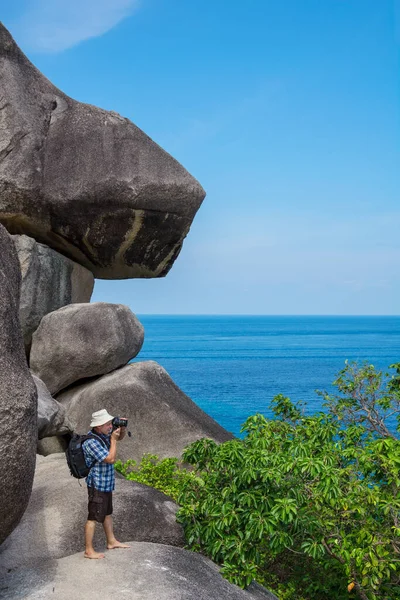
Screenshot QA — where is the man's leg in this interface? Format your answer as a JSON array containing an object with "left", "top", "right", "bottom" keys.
[
  {"left": 103, "top": 515, "right": 130, "bottom": 550},
  {"left": 84, "top": 520, "right": 105, "bottom": 559},
  {"left": 85, "top": 487, "right": 105, "bottom": 559}
]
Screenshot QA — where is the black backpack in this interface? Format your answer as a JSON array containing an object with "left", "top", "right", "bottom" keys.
[{"left": 65, "top": 432, "right": 108, "bottom": 479}]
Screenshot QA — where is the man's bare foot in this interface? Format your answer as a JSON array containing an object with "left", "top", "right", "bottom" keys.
[
  {"left": 107, "top": 540, "right": 130, "bottom": 550},
  {"left": 84, "top": 551, "right": 105, "bottom": 559}
]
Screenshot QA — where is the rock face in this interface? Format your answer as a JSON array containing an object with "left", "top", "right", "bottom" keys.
[
  {"left": 37, "top": 435, "right": 69, "bottom": 456},
  {"left": 0, "top": 454, "right": 185, "bottom": 569},
  {"left": 30, "top": 302, "right": 144, "bottom": 394},
  {"left": 58, "top": 361, "right": 233, "bottom": 463},
  {"left": 0, "top": 23, "right": 205, "bottom": 280},
  {"left": 13, "top": 234, "right": 94, "bottom": 350},
  {"left": 0, "top": 541, "right": 277, "bottom": 600},
  {"left": 34, "top": 375, "right": 72, "bottom": 439},
  {"left": 0, "top": 224, "right": 37, "bottom": 545}
]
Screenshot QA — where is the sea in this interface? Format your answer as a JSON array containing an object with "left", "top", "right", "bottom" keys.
[{"left": 133, "top": 315, "right": 400, "bottom": 437}]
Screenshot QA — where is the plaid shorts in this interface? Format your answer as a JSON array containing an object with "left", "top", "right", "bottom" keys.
[{"left": 87, "top": 487, "right": 113, "bottom": 523}]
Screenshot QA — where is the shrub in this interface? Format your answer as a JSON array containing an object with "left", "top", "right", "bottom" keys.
[
  {"left": 177, "top": 362, "right": 400, "bottom": 600},
  {"left": 115, "top": 453, "right": 195, "bottom": 502}
]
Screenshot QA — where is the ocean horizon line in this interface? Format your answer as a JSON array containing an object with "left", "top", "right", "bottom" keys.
[{"left": 136, "top": 314, "right": 400, "bottom": 318}]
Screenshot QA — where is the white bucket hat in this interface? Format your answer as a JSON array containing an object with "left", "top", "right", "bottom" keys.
[{"left": 90, "top": 409, "right": 114, "bottom": 428}]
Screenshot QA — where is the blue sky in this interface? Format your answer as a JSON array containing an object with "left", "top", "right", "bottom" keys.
[{"left": 3, "top": 1, "right": 400, "bottom": 314}]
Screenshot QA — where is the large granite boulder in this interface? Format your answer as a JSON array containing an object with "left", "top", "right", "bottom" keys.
[
  {"left": 0, "top": 23, "right": 205, "bottom": 280},
  {"left": 0, "top": 224, "right": 37, "bottom": 545},
  {"left": 30, "top": 302, "right": 144, "bottom": 394},
  {"left": 57, "top": 361, "right": 233, "bottom": 463},
  {"left": 13, "top": 234, "right": 94, "bottom": 351},
  {"left": 0, "top": 541, "right": 277, "bottom": 600},
  {"left": 0, "top": 454, "right": 185, "bottom": 570},
  {"left": 34, "top": 375, "right": 72, "bottom": 439}
]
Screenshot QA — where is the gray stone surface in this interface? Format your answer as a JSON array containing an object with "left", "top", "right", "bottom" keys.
[
  {"left": 34, "top": 374, "right": 72, "bottom": 439},
  {"left": 30, "top": 302, "right": 144, "bottom": 394},
  {"left": 58, "top": 361, "right": 234, "bottom": 463},
  {"left": 13, "top": 234, "right": 94, "bottom": 351},
  {"left": 0, "top": 541, "right": 278, "bottom": 600},
  {"left": 0, "top": 23, "right": 205, "bottom": 280},
  {"left": 0, "top": 224, "right": 37, "bottom": 545},
  {"left": 37, "top": 434, "right": 69, "bottom": 456},
  {"left": 0, "top": 454, "right": 185, "bottom": 570}
]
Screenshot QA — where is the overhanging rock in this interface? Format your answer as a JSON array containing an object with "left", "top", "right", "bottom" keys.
[{"left": 0, "top": 23, "right": 206, "bottom": 279}]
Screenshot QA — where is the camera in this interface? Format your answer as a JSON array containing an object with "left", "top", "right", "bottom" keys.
[{"left": 112, "top": 417, "right": 128, "bottom": 430}]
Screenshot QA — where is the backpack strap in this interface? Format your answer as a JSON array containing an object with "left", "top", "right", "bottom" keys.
[
  {"left": 83, "top": 431, "right": 110, "bottom": 469},
  {"left": 88, "top": 430, "right": 110, "bottom": 450}
]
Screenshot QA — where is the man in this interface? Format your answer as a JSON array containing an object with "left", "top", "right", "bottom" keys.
[{"left": 82, "top": 408, "right": 130, "bottom": 559}]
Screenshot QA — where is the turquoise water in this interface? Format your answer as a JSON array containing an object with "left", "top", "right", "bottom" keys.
[{"left": 134, "top": 316, "right": 400, "bottom": 437}]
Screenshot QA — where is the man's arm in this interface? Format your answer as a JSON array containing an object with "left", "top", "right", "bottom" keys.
[{"left": 103, "top": 428, "right": 121, "bottom": 464}]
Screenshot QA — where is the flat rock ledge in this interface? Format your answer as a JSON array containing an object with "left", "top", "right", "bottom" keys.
[
  {"left": 0, "top": 454, "right": 184, "bottom": 570},
  {"left": 0, "top": 542, "right": 278, "bottom": 600}
]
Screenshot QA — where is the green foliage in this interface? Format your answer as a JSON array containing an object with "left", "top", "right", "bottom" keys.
[
  {"left": 115, "top": 454, "right": 195, "bottom": 502},
  {"left": 176, "top": 362, "right": 400, "bottom": 600}
]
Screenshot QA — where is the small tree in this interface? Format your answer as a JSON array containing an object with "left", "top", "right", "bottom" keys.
[{"left": 177, "top": 362, "right": 400, "bottom": 600}]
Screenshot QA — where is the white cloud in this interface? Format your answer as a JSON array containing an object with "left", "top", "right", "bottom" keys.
[{"left": 12, "top": 0, "right": 139, "bottom": 53}]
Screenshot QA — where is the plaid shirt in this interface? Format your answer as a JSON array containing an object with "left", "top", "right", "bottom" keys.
[{"left": 83, "top": 432, "right": 115, "bottom": 492}]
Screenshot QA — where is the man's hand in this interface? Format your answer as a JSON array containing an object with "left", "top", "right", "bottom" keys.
[
  {"left": 111, "top": 427, "right": 121, "bottom": 441},
  {"left": 103, "top": 429, "right": 120, "bottom": 463}
]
